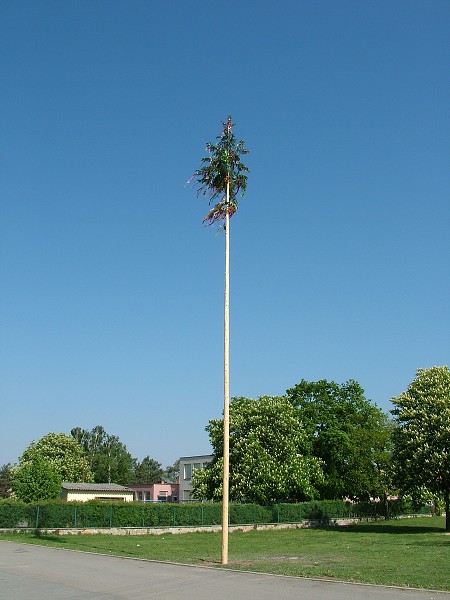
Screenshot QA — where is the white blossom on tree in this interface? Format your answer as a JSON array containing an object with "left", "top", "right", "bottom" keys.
[
  {"left": 16, "top": 432, "right": 93, "bottom": 483},
  {"left": 391, "top": 366, "right": 450, "bottom": 530},
  {"left": 193, "top": 396, "right": 323, "bottom": 504}
]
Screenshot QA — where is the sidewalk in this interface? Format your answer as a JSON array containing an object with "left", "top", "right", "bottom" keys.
[{"left": 1, "top": 541, "right": 448, "bottom": 600}]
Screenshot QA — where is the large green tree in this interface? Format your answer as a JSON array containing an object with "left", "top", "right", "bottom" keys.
[
  {"left": 11, "top": 458, "right": 62, "bottom": 503},
  {"left": 286, "top": 379, "right": 392, "bottom": 500},
  {"left": 71, "top": 426, "right": 134, "bottom": 485},
  {"left": 0, "top": 463, "right": 13, "bottom": 498},
  {"left": 192, "top": 396, "right": 323, "bottom": 504},
  {"left": 163, "top": 460, "right": 180, "bottom": 483},
  {"left": 133, "top": 456, "right": 164, "bottom": 484},
  {"left": 10, "top": 432, "right": 92, "bottom": 502},
  {"left": 391, "top": 366, "right": 450, "bottom": 531}
]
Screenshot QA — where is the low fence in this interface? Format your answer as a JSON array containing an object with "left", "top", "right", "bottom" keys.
[{"left": 0, "top": 498, "right": 430, "bottom": 530}]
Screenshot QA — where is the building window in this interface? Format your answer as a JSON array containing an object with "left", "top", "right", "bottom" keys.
[
  {"left": 193, "top": 462, "right": 201, "bottom": 471},
  {"left": 158, "top": 491, "right": 168, "bottom": 502},
  {"left": 183, "top": 464, "right": 192, "bottom": 479},
  {"left": 144, "top": 491, "right": 151, "bottom": 502},
  {"left": 137, "top": 491, "right": 143, "bottom": 501}
]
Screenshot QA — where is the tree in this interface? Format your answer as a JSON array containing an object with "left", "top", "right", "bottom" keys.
[
  {"left": 163, "top": 460, "right": 180, "bottom": 483},
  {"left": 391, "top": 366, "right": 450, "bottom": 531},
  {"left": 133, "top": 456, "right": 164, "bottom": 484},
  {"left": 191, "top": 116, "right": 249, "bottom": 565},
  {"left": 0, "top": 463, "right": 13, "bottom": 498},
  {"left": 71, "top": 426, "right": 134, "bottom": 485},
  {"left": 16, "top": 432, "right": 93, "bottom": 483},
  {"left": 286, "top": 379, "right": 392, "bottom": 500},
  {"left": 71, "top": 425, "right": 106, "bottom": 472},
  {"left": 192, "top": 396, "right": 323, "bottom": 504},
  {"left": 10, "top": 458, "right": 62, "bottom": 503}
]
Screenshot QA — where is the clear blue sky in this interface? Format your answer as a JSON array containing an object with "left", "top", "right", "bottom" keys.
[{"left": 1, "top": 0, "right": 449, "bottom": 469}]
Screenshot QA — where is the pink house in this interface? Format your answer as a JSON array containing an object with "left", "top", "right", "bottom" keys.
[{"left": 127, "top": 483, "right": 179, "bottom": 503}]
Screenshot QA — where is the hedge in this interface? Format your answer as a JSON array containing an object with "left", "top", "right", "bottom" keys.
[{"left": 0, "top": 498, "right": 430, "bottom": 530}]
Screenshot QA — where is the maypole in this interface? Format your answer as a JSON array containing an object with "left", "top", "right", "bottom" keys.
[
  {"left": 191, "top": 116, "right": 249, "bottom": 565},
  {"left": 222, "top": 180, "right": 230, "bottom": 564}
]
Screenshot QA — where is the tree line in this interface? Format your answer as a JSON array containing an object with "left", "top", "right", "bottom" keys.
[
  {"left": 192, "top": 367, "right": 450, "bottom": 530},
  {"left": 1, "top": 425, "right": 179, "bottom": 503},
  {"left": 1, "top": 367, "right": 449, "bottom": 530}
]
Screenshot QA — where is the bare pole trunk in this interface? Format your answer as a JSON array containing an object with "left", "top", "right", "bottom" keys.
[
  {"left": 445, "top": 489, "right": 450, "bottom": 532},
  {"left": 222, "top": 180, "right": 230, "bottom": 565}
]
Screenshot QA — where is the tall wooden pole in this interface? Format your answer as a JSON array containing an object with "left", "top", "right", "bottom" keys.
[{"left": 222, "top": 180, "right": 230, "bottom": 566}]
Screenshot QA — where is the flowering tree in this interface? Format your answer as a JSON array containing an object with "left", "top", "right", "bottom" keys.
[
  {"left": 192, "top": 395, "right": 323, "bottom": 504},
  {"left": 391, "top": 366, "right": 450, "bottom": 530},
  {"left": 191, "top": 116, "right": 249, "bottom": 565},
  {"left": 16, "top": 432, "right": 93, "bottom": 482}
]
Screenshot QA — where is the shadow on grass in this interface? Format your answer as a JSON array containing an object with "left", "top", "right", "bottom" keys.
[
  {"left": 316, "top": 523, "right": 446, "bottom": 535},
  {"left": 413, "top": 539, "right": 450, "bottom": 547},
  {"left": 33, "top": 530, "right": 67, "bottom": 543}
]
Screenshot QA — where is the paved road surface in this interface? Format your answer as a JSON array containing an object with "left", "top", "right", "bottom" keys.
[{"left": 1, "top": 541, "right": 448, "bottom": 600}]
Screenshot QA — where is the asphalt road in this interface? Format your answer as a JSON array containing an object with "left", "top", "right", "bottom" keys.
[{"left": 1, "top": 541, "right": 448, "bottom": 600}]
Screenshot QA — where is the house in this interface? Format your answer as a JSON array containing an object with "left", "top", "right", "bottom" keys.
[
  {"left": 178, "top": 454, "right": 212, "bottom": 502},
  {"left": 126, "top": 482, "right": 179, "bottom": 503},
  {"left": 61, "top": 483, "right": 134, "bottom": 503}
]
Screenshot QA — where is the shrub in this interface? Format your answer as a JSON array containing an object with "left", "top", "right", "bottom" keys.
[{"left": 0, "top": 498, "right": 431, "bottom": 529}]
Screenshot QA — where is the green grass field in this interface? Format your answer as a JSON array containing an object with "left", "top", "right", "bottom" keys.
[{"left": 1, "top": 517, "right": 449, "bottom": 591}]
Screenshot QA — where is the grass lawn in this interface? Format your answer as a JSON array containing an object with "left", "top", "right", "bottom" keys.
[{"left": 1, "top": 516, "right": 449, "bottom": 591}]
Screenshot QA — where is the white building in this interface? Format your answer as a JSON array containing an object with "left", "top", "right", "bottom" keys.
[
  {"left": 178, "top": 454, "right": 212, "bottom": 502},
  {"left": 61, "top": 483, "right": 134, "bottom": 503}
]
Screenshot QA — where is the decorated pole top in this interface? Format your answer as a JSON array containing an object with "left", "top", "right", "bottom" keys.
[{"left": 190, "top": 116, "right": 249, "bottom": 226}]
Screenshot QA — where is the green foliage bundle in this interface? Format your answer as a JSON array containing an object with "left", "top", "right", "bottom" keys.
[{"left": 191, "top": 115, "right": 249, "bottom": 225}]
